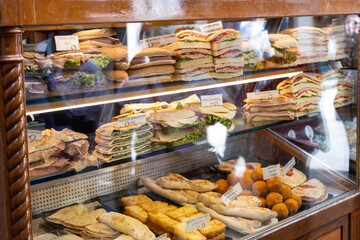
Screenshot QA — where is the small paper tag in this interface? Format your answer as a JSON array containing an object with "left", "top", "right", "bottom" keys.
[
  {"left": 221, "top": 183, "right": 243, "bottom": 206},
  {"left": 186, "top": 214, "right": 210, "bottom": 232},
  {"left": 199, "top": 21, "right": 223, "bottom": 35},
  {"left": 331, "top": 61, "right": 343, "bottom": 69},
  {"left": 27, "top": 130, "right": 43, "bottom": 141},
  {"left": 263, "top": 164, "right": 281, "bottom": 180},
  {"left": 247, "top": 90, "right": 279, "bottom": 100},
  {"left": 117, "top": 113, "right": 146, "bottom": 127},
  {"left": 283, "top": 157, "right": 296, "bottom": 175},
  {"left": 54, "top": 35, "right": 80, "bottom": 51},
  {"left": 287, "top": 129, "right": 296, "bottom": 138},
  {"left": 154, "top": 234, "right": 167, "bottom": 240},
  {"left": 140, "top": 34, "right": 177, "bottom": 49},
  {"left": 201, "top": 94, "right": 223, "bottom": 107}
]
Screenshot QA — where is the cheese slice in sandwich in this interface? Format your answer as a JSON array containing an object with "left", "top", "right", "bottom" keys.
[
  {"left": 96, "top": 122, "right": 152, "bottom": 138},
  {"left": 120, "top": 102, "right": 169, "bottom": 115},
  {"left": 92, "top": 144, "right": 151, "bottom": 163},
  {"left": 129, "top": 47, "right": 175, "bottom": 69}
]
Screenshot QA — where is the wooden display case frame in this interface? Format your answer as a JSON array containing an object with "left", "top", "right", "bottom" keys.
[{"left": 0, "top": 1, "right": 359, "bottom": 239}]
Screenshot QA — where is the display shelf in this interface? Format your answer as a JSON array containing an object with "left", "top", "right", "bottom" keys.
[
  {"left": 29, "top": 105, "right": 354, "bottom": 187},
  {"left": 25, "top": 66, "right": 312, "bottom": 115}
]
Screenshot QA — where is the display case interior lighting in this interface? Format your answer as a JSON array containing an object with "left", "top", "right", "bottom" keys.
[{"left": 26, "top": 71, "right": 303, "bottom": 116}]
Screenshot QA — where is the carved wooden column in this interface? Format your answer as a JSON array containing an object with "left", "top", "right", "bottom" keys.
[{"left": 0, "top": 28, "right": 32, "bottom": 240}]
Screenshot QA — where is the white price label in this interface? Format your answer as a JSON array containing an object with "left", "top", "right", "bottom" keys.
[
  {"left": 201, "top": 94, "right": 223, "bottom": 107},
  {"left": 154, "top": 234, "right": 167, "bottom": 240},
  {"left": 247, "top": 90, "right": 279, "bottom": 100},
  {"left": 287, "top": 129, "right": 296, "bottom": 138},
  {"left": 117, "top": 114, "right": 147, "bottom": 127},
  {"left": 140, "top": 34, "right": 177, "bottom": 49},
  {"left": 186, "top": 214, "right": 210, "bottom": 232},
  {"left": 263, "top": 164, "right": 281, "bottom": 180},
  {"left": 283, "top": 157, "right": 296, "bottom": 176},
  {"left": 331, "top": 61, "right": 343, "bottom": 69},
  {"left": 221, "top": 183, "right": 243, "bottom": 206},
  {"left": 305, "top": 125, "right": 314, "bottom": 143},
  {"left": 199, "top": 21, "right": 223, "bottom": 35},
  {"left": 27, "top": 130, "right": 43, "bottom": 141},
  {"left": 54, "top": 35, "right": 80, "bottom": 51}
]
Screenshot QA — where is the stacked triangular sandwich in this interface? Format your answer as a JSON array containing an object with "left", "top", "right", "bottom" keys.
[
  {"left": 28, "top": 128, "right": 97, "bottom": 178},
  {"left": 277, "top": 73, "right": 324, "bottom": 117},
  {"left": 321, "top": 69, "right": 354, "bottom": 108},
  {"left": 282, "top": 26, "right": 327, "bottom": 65},
  {"left": 73, "top": 28, "right": 122, "bottom": 50},
  {"left": 92, "top": 122, "right": 153, "bottom": 163},
  {"left": 262, "top": 34, "right": 299, "bottom": 68},
  {"left": 128, "top": 47, "right": 175, "bottom": 85},
  {"left": 325, "top": 25, "right": 353, "bottom": 60},
  {"left": 165, "top": 30, "right": 214, "bottom": 81},
  {"left": 207, "top": 29, "right": 244, "bottom": 79},
  {"left": 243, "top": 95, "right": 296, "bottom": 122}
]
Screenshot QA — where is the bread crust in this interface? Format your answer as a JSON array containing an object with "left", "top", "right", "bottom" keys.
[
  {"left": 73, "top": 28, "right": 116, "bottom": 40},
  {"left": 134, "top": 47, "right": 174, "bottom": 58},
  {"left": 130, "top": 60, "right": 176, "bottom": 69},
  {"left": 104, "top": 70, "right": 128, "bottom": 82},
  {"left": 128, "top": 65, "right": 175, "bottom": 77}
]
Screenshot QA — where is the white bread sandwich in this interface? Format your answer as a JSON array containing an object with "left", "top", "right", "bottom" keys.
[
  {"left": 325, "top": 25, "right": 353, "bottom": 60},
  {"left": 243, "top": 95, "right": 296, "bottom": 122},
  {"left": 281, "top": 26, "right": 327, "bottom": 64},
  {"left": 164, "top": 30, "right": 214, "bottom": 81},
  {"left": 277, "top": 73, "right": 323, "bottom": 117},
  {"left": 207, "top": 29, "right": 244, "bottom": 79}
]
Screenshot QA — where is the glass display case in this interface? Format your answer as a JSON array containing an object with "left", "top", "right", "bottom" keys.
[{"left": 0, "top": 1, "right": 359, "bottom": 240}]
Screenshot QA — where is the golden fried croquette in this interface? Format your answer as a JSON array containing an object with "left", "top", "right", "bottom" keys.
[
  {"left": 239, "top": 169, "right": 254, "bottom": 190},
  {"left": 284, "top": 198, "right": 298, "bottom": 215},
  {"left": 265, "top": 192, "right": 283, "bottom": 208},
  {"left": 239, "top": 190, "right": 252, "bottom": 196},
  {"left": 266, "top": 176, "right": 282, "bottom": 193},
  {"left": 257, "top": 197, "right": 266, "bottom": 207},
  {"left": 251, "top": 168, "right": 263, "bottom": 181},
  {"left": 292, "top": 193, "right": 302, "bottom": 208},
  {"left": 227, "top": 171, "right": 241, "bottom": 186},
  {"left": 251, "top": 181, "right": 268, "bottom": 198},
  {"left": 272, "top": 203, "right": 289, "bottom": 219},
  {"left": 281, "top": 185, "right": 292, "bottom": 200},
  {"left": 215, "top": 179, "right": 229, "bottom": 194}
]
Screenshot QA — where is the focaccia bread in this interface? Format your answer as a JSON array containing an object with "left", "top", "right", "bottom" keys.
[
  {"left": 62, "top": 208, "right": 106, "bottom": 229},
  {"left": 83, "top": 222, "right": 120, "bottom": 238},
  {"left": 198, "top": 192, "right": 262, "bottom": 207}
]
